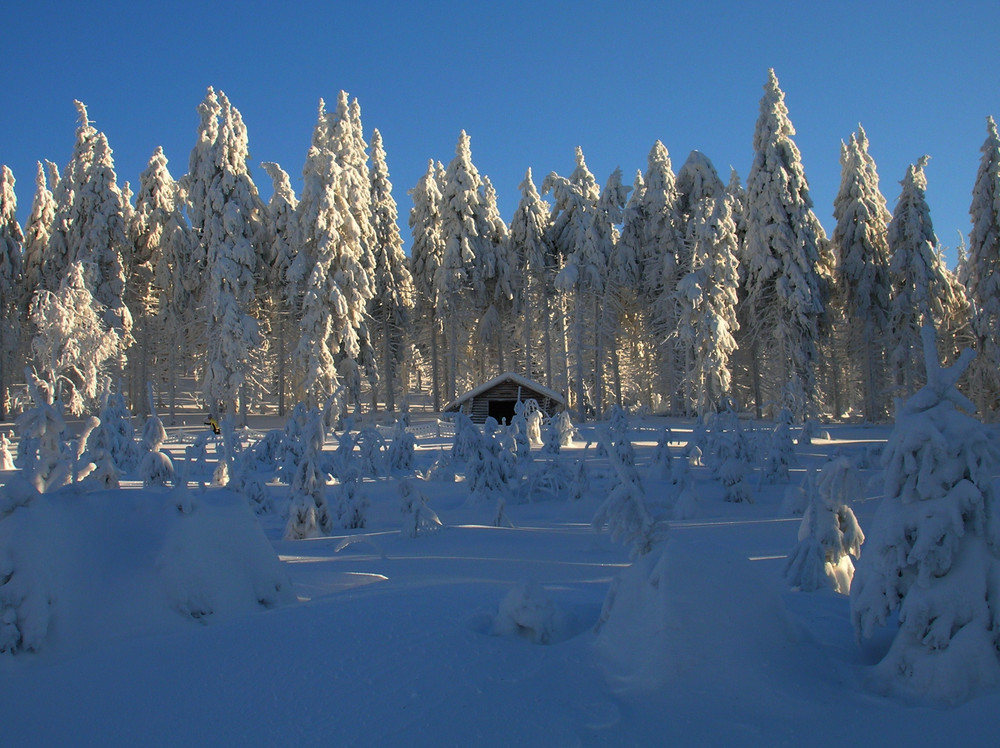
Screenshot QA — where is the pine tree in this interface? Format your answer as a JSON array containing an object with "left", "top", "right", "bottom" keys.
[
  {"left": 965, "top": 117, "right": 1000, "bottom": 418},
  {"left": 261, "top": 161, "right": 299, "bottom": 416},
  {"left": 409, "top": 160, "right": 446, "bottom": 410},
  {"left": 743, "top": 70, "right": 828, "bottom": 420},
  {"left": 0, "top": 166, "right": 24, "bottom": 420},
  {"left": 833, "top": 126, "right": 892, "bottom": 421},
  {"left": 187, "top": 89, "right": 267, "bottom": 422},
  {"left": 368, "top": 129, "right": 415, "bottom": 413}
]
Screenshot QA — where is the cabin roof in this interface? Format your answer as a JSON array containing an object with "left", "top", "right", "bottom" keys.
[{"left": 442, "top": 372, "right": 566, "bottom": 413}]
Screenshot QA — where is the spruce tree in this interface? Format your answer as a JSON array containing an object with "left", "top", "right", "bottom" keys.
[
  {"left": 436, "top": 131, "right": 491, "bottom": 402},
  {"left": 887, "top": 157, "right": 960, "bottom": 396},
  {"left": 674, "top": 152, "right": 740, "bottom": 417},
  {"left": 261, "top": 161, "right": 299, "bottom": 416},
  {"left": 368, "top": 129, "right": 415, "bottom": 413},
  {"left": 47, "top": 102, "right": 134, "bottom": 383},
  {"left": 508, "top": 168, "right": 554, "bottom": 385},
  {"left": 966, "top": 117, "right": 1000, "bottom": 417},
  {"left": 408, "top": 160, "right": 446, "bottom": 410},
  {"left": 187, "top": 88, "right": 267, "bottom": 422},
  {"left": 0, "top": 166, "right": 24, "bottom": 420},
  {"left": 640, "top": 141, "right": 686, "bottom": 414},
  {"left": 743, "top": 70, "right": 827, "bottom": 420},
  {"left": 833, "top": 126, "right": 892, "bottom": 421}
]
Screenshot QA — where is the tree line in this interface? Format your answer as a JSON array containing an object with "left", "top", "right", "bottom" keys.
[{"left": 0, "top": 69, "right": 998, "bottom": 424}]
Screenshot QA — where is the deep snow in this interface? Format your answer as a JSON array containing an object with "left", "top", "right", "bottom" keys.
[{"left": 1, "top": 415, "right": 1000, "bottom": 746}]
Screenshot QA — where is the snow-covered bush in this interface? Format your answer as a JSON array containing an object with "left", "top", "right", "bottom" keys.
[
  {"left": 283, "top": 409, "right": 332, "bottom": 540},
  {"left": 759, "top": 409, "right": 795, "bottom": 485},
  {"left": 592, "top": 430, "right": 663, "bottom": 558},
  {"left": 399, "top": 478, "right": 441, "bottom": 538},
  {"left": 553, "top": 410, "right": 577, "bottom": 447},
  {"left": 138, "top": 386, "right": 174, "bottom": 488},
  {"left": 466, "top": 418, "right": 517, "bottom": 526},
  {"left": 851, "top": 326, "right": 1000, "bottom": 703},
  {"left": 451, "top": 413, "right": 481, "bottom": 464},
  {"left": 1, "top": 431, "right": 16, "bottom": 470},
  {"left": 671, "top": 457, "right": 698, "bottom": 520},
  {"left": 15, "top": 376, "right": 71, "bottom": 493},
  {"left": 493, "top": 582, "right": 568, "bottom": 644},
  {"left": 385, "top": 415, "right": 416, "bottom": 473},
  {"left": 525, "top": 406, "right": 543, "bottom": 446},
  {"left": 333, "top": 470, "right": 368, "bottom": 530},
  {"left": 355, "top": 427, "right": 387, "bottom": 477},
  {"left": 652, "top": 427, "right": 675, "bottom": 482},
  {"left": 784, "top": 457, "right": 864, "bottom": 593}
]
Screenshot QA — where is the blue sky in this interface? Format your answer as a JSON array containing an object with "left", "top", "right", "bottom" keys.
[{"left": 2, "top": 1, "right": 997, "bottom": 266}]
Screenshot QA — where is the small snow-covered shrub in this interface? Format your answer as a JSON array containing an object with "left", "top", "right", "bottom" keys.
[
  {"left": 399, "top": 478, "right": 441, "bottom": 538},
  {"left": 493, "top": 582, "right": 567, "bottom": 644},
  {"left": 386, "top": 416, "right": 416, "bottom": 473},
  {"left": 333, "top": 472, "right": 368, "bottom": 530},
  {"left": 784, "top": 457, "right": 864, "bottom": 593},
  {"left": 0, "top": 431, "right": 15, "bottom": 470}
]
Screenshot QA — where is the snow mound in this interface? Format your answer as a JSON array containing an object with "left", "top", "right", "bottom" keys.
[
  {"left": 492, "top": 581, "right": 575, "bottom": 645},
  {"left": 0, "top": 484, "right": 294, "bottom": 655}
]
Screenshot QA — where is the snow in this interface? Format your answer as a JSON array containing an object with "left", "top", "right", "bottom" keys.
[{"left": 1, "top": 415, "right": 1000, "bottom": 745}]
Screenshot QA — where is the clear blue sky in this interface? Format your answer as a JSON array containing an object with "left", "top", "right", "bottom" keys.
[{"left": 2, "top": 1, "right": 997, "bottom": 266}]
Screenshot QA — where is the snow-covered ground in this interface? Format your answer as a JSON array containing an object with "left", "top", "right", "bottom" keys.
[{"left": 1, "top": 415, "right": 999, "bottom": 746}]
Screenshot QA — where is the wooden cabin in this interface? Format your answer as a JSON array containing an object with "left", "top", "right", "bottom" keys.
[{"left": 443, "top": 372, "right": 566, "bottom": 424}]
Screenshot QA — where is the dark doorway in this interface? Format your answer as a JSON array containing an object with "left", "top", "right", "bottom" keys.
[{"left": 488, "top": 400, "right": 518, "bottom": 425}]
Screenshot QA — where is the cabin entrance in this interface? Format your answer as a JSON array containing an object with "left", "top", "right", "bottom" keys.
[{"left": 488, "top": 399, "right": 519, "bottom": 425}]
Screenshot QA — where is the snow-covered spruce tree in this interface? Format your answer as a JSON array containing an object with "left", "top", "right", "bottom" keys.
[
  {"left": 509, "top": 168, "right": 555, "bottom": 385},
  {"left": 186, "top": 89, "right": 268, "bottom": 423},
  {"left": 851, "top": 325, "right": 1000, "bottom": 703},
  {"left": 784, "top": 456, "right": 864, "bottom": 593},
  {"left": 368, "top": 129, "right": 415, "bottom": 413},
  {"left": 592, "top": 428, "right": 663, "bottom": 559},
  {"left": 436, "top": 131, "right": 491, "bottom": 402},
  {"left": 46, "top": 102, "right": 134, "bottom": 384},
  {"left": 743, "top": 70, "right": 828, "bottom": 420},
  {"left": 30, "top": 262, "right": 119, "bottom": 416},
  {"left": 284, "top": 407, "right": 333, "bottom": 540},
  {"left": 465, "top": 417, "right": 517, "bottom": 526},
  {"left": 759, "top": 408, "right": 796, "bottom": 486},
  {"left": 261, "top": 161, "right": 299, "bottom": 416},
  {"left": 293, "top": 97, "right": 374, "bottom": 411},
  {"left": 640, "top": 141, "right": 687, "bottom": 414},
  {"left": 15, "top": 373, "right": 71, "bottom": 493},
  {"left": 133, "top": 147, "right": 198, "bottom": 419},
  {"left": 674, "top": 152, "right": 741, "bottom": 417},
  {"left": 138, "top": 383, "right": 174, "bottom": 488},
  {"left": 408, "top": 160, "right": 446, "bottom": 410},
  {"left": 0, "top": 166, "right": 24, "bottom": 420},
  {"left": 475, "top": 175, "right": 515, "bottom": 381},
  {"left": 833, "top": 126, "right": 892, "bottom": 421},
  {"left": 21, "top": 163, "right": 56, "bottom": 318},
  {"left": 386, "top": 414, "right": 416, "bottom": 473},
  {"left": 887, "top": 157, "right": 963, "bottom": 397},
  {"left": 84, "top": 386, "right": 141, "bottom": 477},
  {"left": 965, "top": 117, "right": 1000, "bottom": 419}
]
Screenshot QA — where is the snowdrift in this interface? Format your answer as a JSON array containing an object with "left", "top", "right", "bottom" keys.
[{"left": 0, "top": 482, "right": 294, "bottom": 655}]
